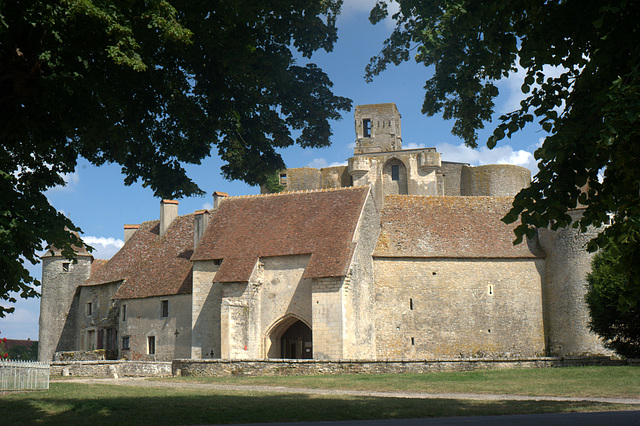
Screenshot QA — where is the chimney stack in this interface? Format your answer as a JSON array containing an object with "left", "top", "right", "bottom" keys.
[
  {"left": 213, "top": 191, "right": 229, "bottom": 209},
  {"left": 160, "top": 200, "right": 179, "bottom": 236},
  {"left": 193, "top": 210, "right": 210, "bottom": 249},
  {"left": 124, "top": 224, "right": 140, "bottom": 243}
]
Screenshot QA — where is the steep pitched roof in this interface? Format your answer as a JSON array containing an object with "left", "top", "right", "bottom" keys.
[
  {"left": 191, "top": 187, "right": 370, "bottom": 282},
  {"left": 84, "top": 215, "right": 194, "bottom": 299},
  {"left": 374, "top": 195, "right": 544, "bottom": 258}
]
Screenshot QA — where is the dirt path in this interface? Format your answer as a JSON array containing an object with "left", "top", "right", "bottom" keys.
[{"left": 51, "top": 377, "right": 640, "bottom": 406}]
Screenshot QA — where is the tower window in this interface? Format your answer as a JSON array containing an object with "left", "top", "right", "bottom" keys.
[
  {"left": 391, "top": 165, "right": 400, "bottom": 181},
  {"left": 122, "top": 304, "right": 127, "bottom": 322},
  {"left": 161, "top": 300, "right": 169, "bottom": 318},
  {"left": 62, "top": 262, "right": 70, "bottom": 272},
  {"left": 363, "top": 119, "right": 371, "bottom": 137},
  {"left": 87, "top": 302, "right": 92, "bottom": 316}
]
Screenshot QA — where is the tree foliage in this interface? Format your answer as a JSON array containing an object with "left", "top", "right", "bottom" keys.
[
  {"left": 0, "top": 0, "right": 351, "bottom": 316},
  {"left": 368, "top": 0, "right": 640, "bottom": 301},
  {"left": 586, "top": 243, "right": 640, "bottom": 358}
]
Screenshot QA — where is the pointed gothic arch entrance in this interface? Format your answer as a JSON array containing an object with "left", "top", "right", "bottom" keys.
[{"left": 266, "top": 316, "right": 312, "bottom": 359}]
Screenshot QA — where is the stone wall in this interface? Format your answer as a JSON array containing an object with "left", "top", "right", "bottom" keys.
[
  {"left": 538, "top": 210, "right": 610, "bottom": 356},
  {"left": 119, "top": 294, "right": 192, "bottom": 361},
  {"left": 460, "top": 164, "right": 531, "bottom": 197},
  {"left": 373, "top": 258, "right": 546, "bottom": 359},
  {"left": 173, "top": 357, "right": 633, "bottom": 377},
  {"left": 50, "top": 360, "right": 172, "bottom": 377}
]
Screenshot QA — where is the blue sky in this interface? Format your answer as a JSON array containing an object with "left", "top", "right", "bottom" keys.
[{"left": 1, "top": 1, "right": 544, "bottom": 339}]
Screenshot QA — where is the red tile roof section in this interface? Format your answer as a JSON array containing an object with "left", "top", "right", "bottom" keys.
[
  {"left": 85, "top": 215, "right": 194, "bottom": 299},
  {"left": 192, "top": 187, "right": 370, "bottom": 282},
  {"left": 374, "top": 195, "right": 544, "bottom": 258}
]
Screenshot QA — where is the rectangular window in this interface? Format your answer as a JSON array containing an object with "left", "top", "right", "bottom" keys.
[
  {"left": 87, "top": 302, "right": 92, "bottom": 316},
  {"left": 161, "top": 300, "right": 169, "bottom": 318},
  {"left": 391, "top": 165, "right": 400, "bottom": 181},
  {"left": 148, "top": 336, "right": 155, "bottom": 355},
  {"left": 363, "top": 119, "right": 371, "bottom": 137},
  {"left": 411, "top": 337, "right": 415, "bottom": 345},
  {"left": 122, "top": 304, "right": 127, "bottom": 321},
  {"left": 279, "top": 173, "right": 287, "bottom": 186},
  {"left": 62, "top": 262, "right": 70, "bottom": 272},
  {"left": 122, "top": 336, "right": 130, "bottom": 350}
]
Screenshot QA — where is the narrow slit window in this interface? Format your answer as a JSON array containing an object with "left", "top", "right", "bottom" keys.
[
  {"left": 87, "top": 302, "right": 92, "bottom": 316},
  {"left": 488, "top": 285, "right": 493, "bottom": 295},
  {"left": 148, "top": 336, "right": 155, "bottom": 355},
  {"left": 161, "top": 300, "right": 169, "bottom": 318},
  {"left": 411, "top": 337, "right": 415, "bottom": 345},
  {"left": 122, "top": 304, "right": 127, "bottom": 322},
  {"left": 363, "top": 119, "right": 371, "bottom": 137},
  {"left": 409, "top": 298, "right": 413, "bottom": 310}
]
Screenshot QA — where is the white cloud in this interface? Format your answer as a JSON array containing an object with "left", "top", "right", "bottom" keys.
[
  {"left": 340, "top": 0, "right": 399, "bottom": 29},
  {"left": 46, "top": 171, "right": 80, "bottom": 193},
  {"left": 404, "top": 142, "right": 426, "bottom": 150},
  {"left": 0, "top": 297, "right": 40, "bottom": 340},
  {"left": 437, "top": 142, "right": 538, "bottom": 175},
  {"left": 202, "top": 202, "right": 213, "bottom": 210},
  {"left": 497, "top": 63, "right": 568, "bottom": 114},
  {"left": 307, "top": 158, "right": 348, "bottom": 169},
  {"left": 83, "top": 236, "right": 124, "bottom": 260}
]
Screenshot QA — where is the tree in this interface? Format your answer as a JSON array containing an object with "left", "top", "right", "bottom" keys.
[
  {"left": 367, "top": 0, "right": 640, "bottom": 303},
  {"left": 586, "top": 242, "right": 640, "bottom": 358},
  {"left": 0, "top": 0, "right": 351, "bottom": 316}
]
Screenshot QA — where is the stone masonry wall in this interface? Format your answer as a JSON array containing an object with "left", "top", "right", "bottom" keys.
[
  {"left": 373, "top": 258, "right": 546, "bottom": 359},
  {"left": 173, "top": 357, "right": 632, "bottom": 377},
  {"left": 311, "top": 277, "right": 345, "bottom": 359}
]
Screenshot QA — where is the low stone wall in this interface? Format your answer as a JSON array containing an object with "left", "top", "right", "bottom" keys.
[
  {"left": 50, "top": 360, "right": 172, "bottom": 377},
  {"left": 49, "top": 357, "right": 637, "bottom": 378},
  {"left": 172, "top": 357, "right": 636, "bottom": 377}
]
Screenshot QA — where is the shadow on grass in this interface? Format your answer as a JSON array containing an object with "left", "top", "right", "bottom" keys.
[{"left": 0, "top": 383, "right": 632, "bottom": 426}]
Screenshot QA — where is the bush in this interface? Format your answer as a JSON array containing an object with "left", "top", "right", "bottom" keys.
[{"left": 586, "top": 245, "right": 640, "bottom": 358}]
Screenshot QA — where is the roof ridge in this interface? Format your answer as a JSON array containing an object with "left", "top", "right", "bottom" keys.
[{"left": 228, "top": 185, "right": 370, "bottom": 200}]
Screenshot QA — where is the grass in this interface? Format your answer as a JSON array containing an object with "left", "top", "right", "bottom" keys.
[
  {"left": 0, "top": 382, "right": 636, "bottom": 425},
  {"left": 1, "top": 366, "right": 637, "bottom": 425},
  {"left": 164, "top": 366, "right": 640, "bottom": 398}
]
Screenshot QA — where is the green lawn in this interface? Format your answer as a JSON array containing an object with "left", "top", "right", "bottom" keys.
[
  {"left": 165, "top": 365, "right": 640, "bottom": 398},
  {"left": 1, "top": 366, "right": 638, "bottom": 425}
]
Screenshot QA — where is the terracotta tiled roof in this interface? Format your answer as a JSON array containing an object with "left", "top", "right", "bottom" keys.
[
  {"left": 374, "top": 195, "right": 544, "bottom": 258},
  {"left": 84, "top": 215, "right": 194, "bottom": 299},
  {"left": 89, "top": 259, "right": 108, "bottom": 278},
  {"left": 192, "top": 187, "right": 370, "bottom": 282}
]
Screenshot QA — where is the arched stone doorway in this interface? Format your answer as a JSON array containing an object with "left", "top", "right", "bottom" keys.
[
  {"left": 383, "top": 158, "right": 408, "bottom": 196},
  {"left": 266, "top": 316, "right": 312, "bottom": 359}
]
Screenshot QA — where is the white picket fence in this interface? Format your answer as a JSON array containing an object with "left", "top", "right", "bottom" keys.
[{"left": 0, "top": 360, "right": 50, "bottom": 391}]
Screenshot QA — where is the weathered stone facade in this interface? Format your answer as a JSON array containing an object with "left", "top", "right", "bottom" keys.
[{"left": 39, "top": 103, "right": 608, "bottom": 363}]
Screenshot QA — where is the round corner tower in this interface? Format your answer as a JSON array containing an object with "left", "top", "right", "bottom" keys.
[
  {"left": 38, "top": 246, "right": 93, "bottom": 362},
  {"left": 537, "top": 209, "right": 611, "bottom": 357}
]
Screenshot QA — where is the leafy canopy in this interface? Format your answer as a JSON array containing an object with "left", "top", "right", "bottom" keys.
[
  {"left": 368, "top": 0, "right": 640, "bottom": 301},
  {"left": 0, "top": 0, "right": 351, "bottom": 316}
]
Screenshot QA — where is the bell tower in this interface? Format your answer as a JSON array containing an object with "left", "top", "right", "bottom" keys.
[{"left": 354, "top": 103, "right": 402, "bottom": 154}]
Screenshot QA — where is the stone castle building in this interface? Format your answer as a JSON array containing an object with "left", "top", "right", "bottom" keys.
[{"left": 39, "top": 103, "right": 606, "bottom": 362}]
